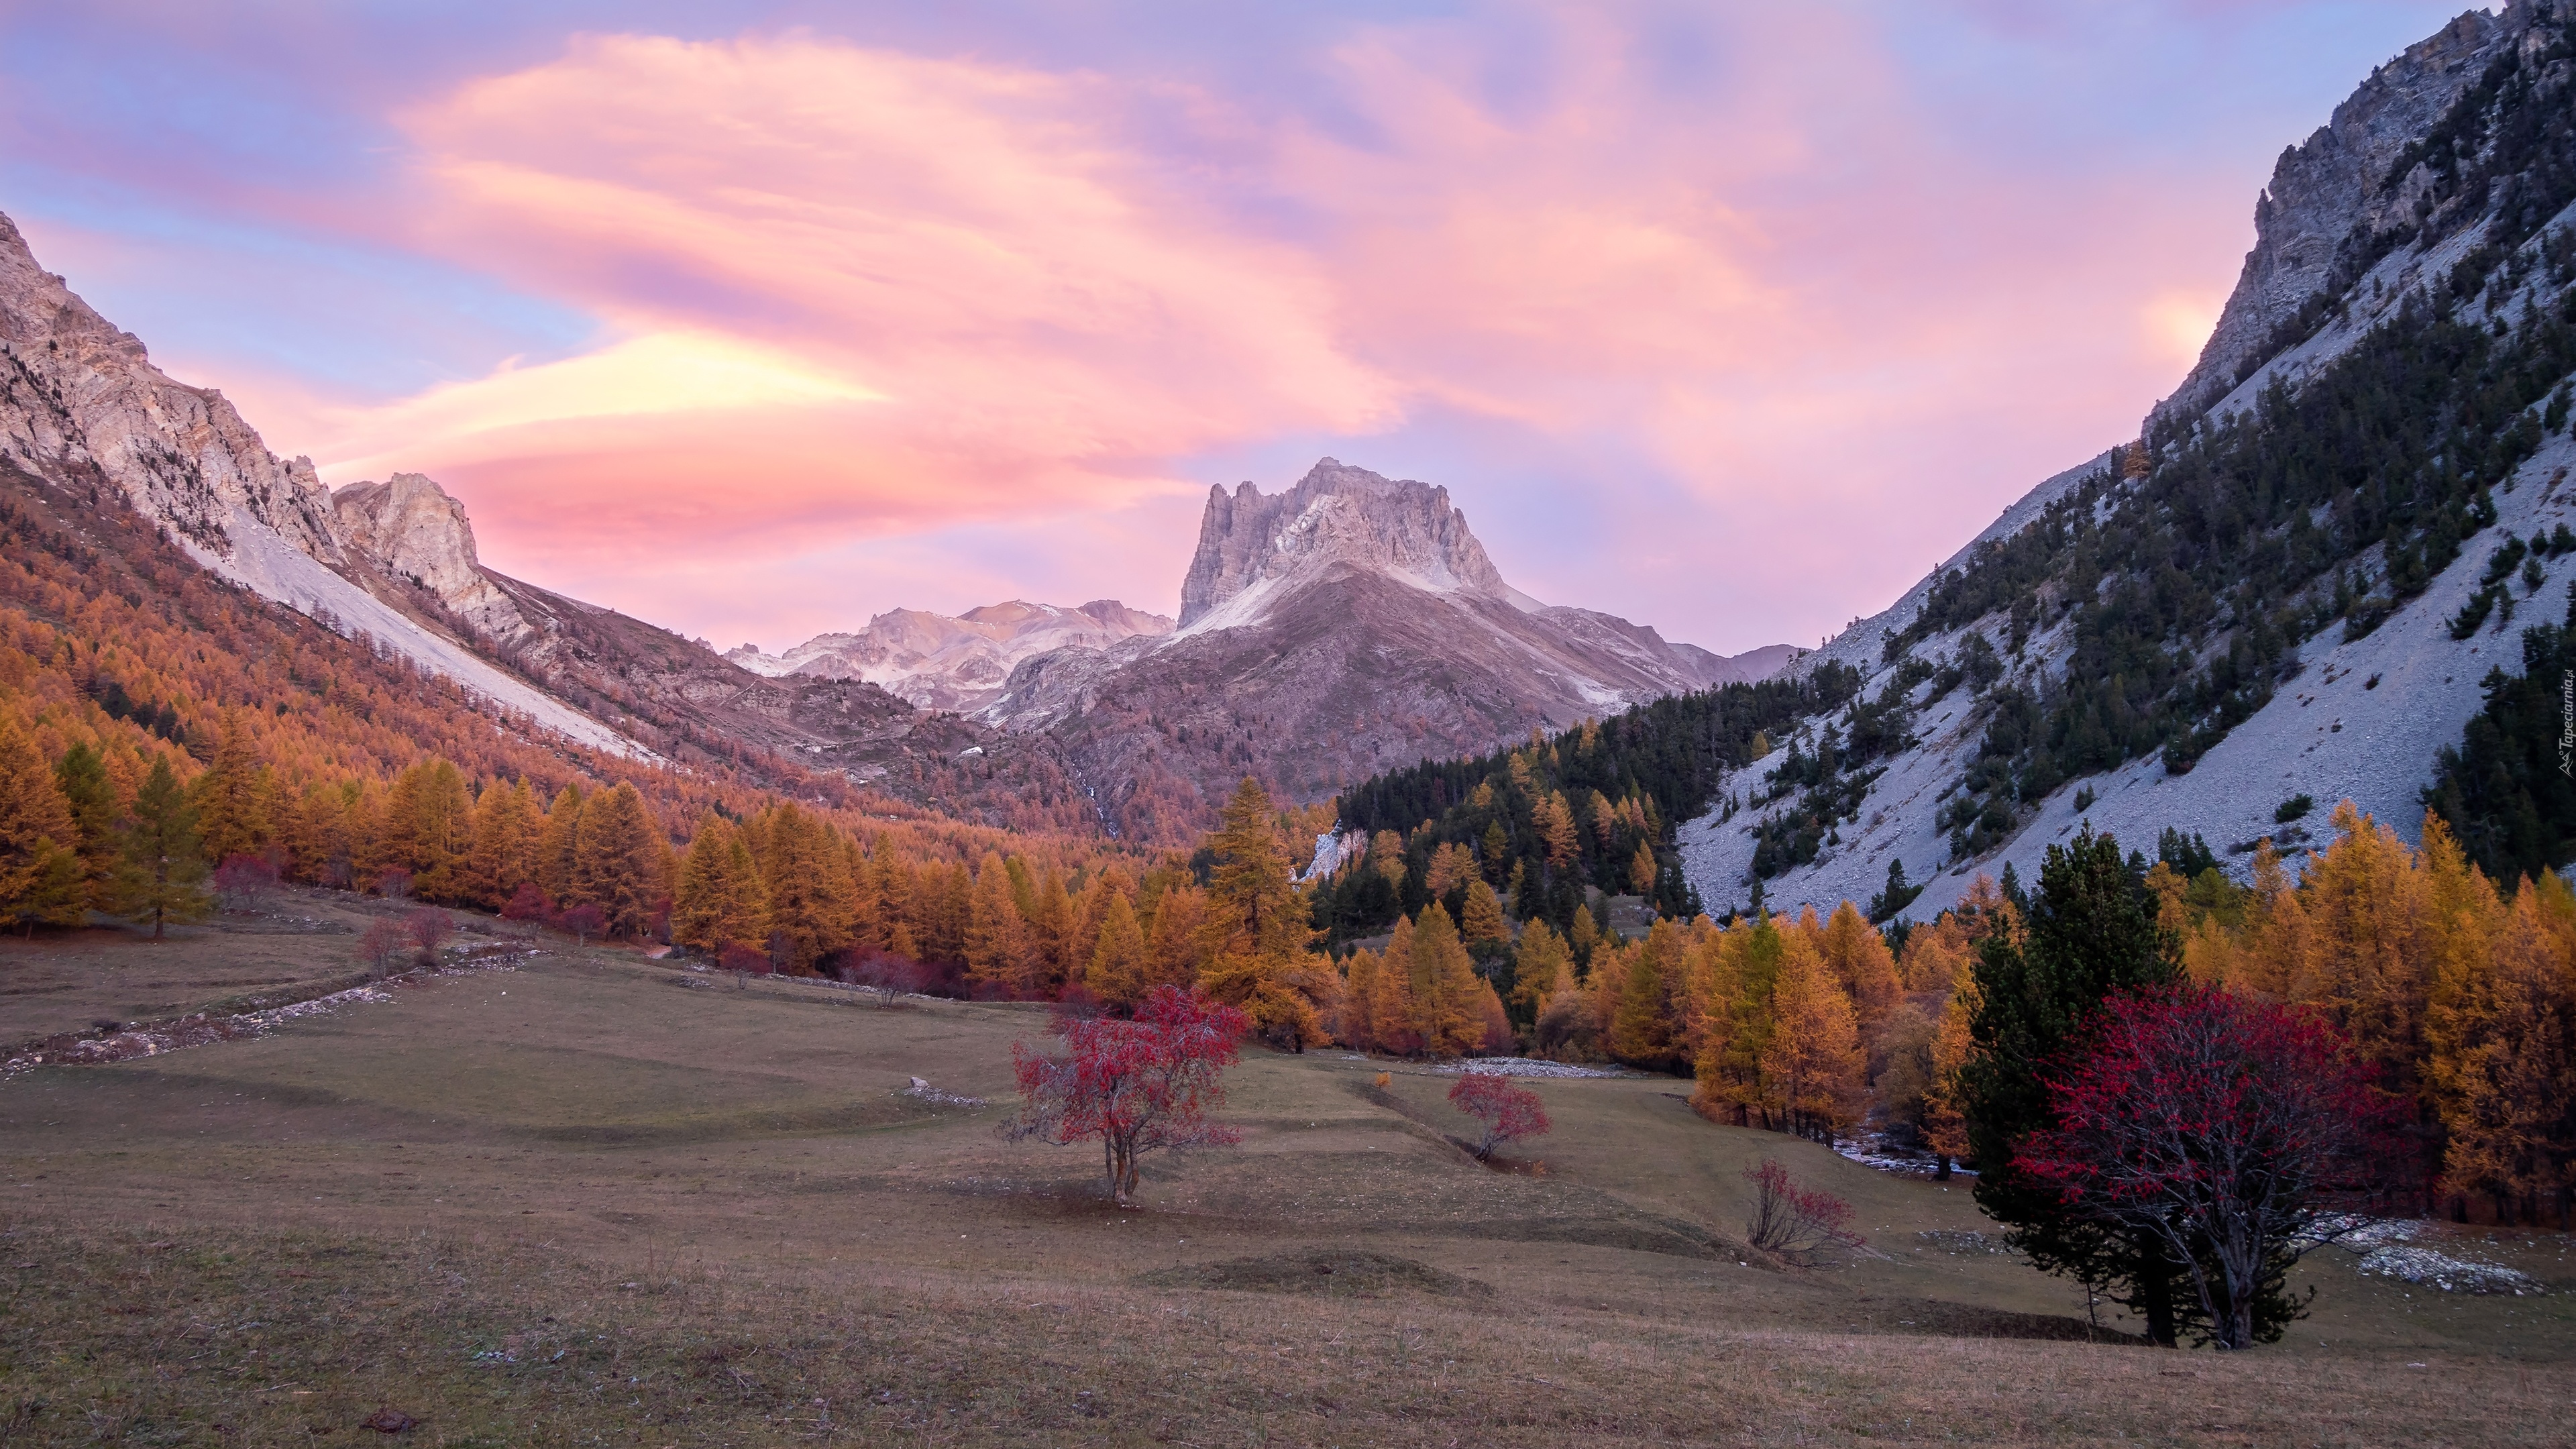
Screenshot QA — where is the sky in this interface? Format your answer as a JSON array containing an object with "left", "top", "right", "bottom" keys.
[{"left": 0, "top": 1, "right": 2484, "bottom": 655}]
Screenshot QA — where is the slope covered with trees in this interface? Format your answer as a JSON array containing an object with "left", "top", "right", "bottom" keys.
[{"left": 1321, "top": 664, "right": 1862, "bottom": 943}]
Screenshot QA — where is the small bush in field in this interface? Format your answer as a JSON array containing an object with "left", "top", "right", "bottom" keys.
[
  {"left": 1743, "top": 1158, "right": 1862, "bottom": 1266},
  {"left": 1448, "top": 1073, "right": 1550, "bottom": 1161},
  {"left": 405, "top": 906, "right": 453, "bottom": 965},
  {"left": 357, "top": 919, "right": 407, "bottom": 978},
  {"left": 719, "top": 941, "right": 771, "bottom": 976}
]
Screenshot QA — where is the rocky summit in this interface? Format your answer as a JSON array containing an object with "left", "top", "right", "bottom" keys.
[{"left": 977, "top": 458, "right": 1789, "bottom": 818}]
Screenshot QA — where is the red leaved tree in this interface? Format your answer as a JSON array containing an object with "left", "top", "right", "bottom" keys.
[
  {"left": 1006, "top": 983, "right": 1248, "bottom": 1205},
  {"left": 2015, "top": 985, "right": 2400, "bottom": 1350},
  {"left": 850, "top": 947, "right": 930, "bottom": 1007},
  {"left": 405, "top": 906, "right": 453, "bottom": 966},
  {"left": 1743, "top": 1157, "right": 1863, "bottom": 1265},
  {"left": 1448, "top": 1071, "right": 1550, "bottom": 1161},
  {"left": 212, "top": 854, "right": 279, "bottom": 912},
  {"left": 557, "top": 903, "right": 606, "bottom": 946}
]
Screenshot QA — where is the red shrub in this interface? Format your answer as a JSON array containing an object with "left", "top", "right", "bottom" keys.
[
  {"left": 356, "top": 919, "right": 407, "bottom": 978},
  {"left": 211, "top": 854, "right": 278, "bottom": 912},
  {"left": 1743, "top": 1158, "right": 1862, "bottom": 1266},
  {"left": 405, "top": 907, "right": 453, "bottom": 963},
  {"left": 557, "top": 903, "right": 606, "bottom": 945},
  {"left": 1448, "top": 1072, "right": 1550, "bottom": 1161},
  {"left": 719, "top": 941, "right": 771, "bottom": 975},
  {"left": 849, "top": 947, "right": 926, "bottom": 1004},
  {"left": 500, "top": 883, "right": 554, "bottom": 924}
]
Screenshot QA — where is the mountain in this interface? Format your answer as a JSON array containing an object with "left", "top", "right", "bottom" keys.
[
  {"left": 0, "top": 215, "right": 636, "bottom": 755},
  {"left": 0, "top": 211, "right": 1780, "bottom": 844},
  {"left": 1653, "top": 0, "right": 2576, "bottom": 919},
  {"left": 0, "top": 213, "right": 1134, "bottom": 831},
  {"left": 977, "top": 458, "right": 1790, "bottom": 820},
  {"left": 726, "top": 599, "right": 1173, "bottom": 712}
]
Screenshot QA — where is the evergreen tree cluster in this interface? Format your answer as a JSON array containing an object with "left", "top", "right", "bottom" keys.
[
  {"left": 1323, "top": 665, "right": 1862, "bottom": 943},
  {"left": 2425, "top": 580, "right": 2576, "bottom": 881}
]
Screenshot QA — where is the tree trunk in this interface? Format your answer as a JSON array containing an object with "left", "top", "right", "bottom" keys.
[
  {"left": 2135, "top": 1237, "right": 2178, "bottom": 1348},
  {"left": 1935, "top": 1155, "right": 1953, "bottom": 1181}
]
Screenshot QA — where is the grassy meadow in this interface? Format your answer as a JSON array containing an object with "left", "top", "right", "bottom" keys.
[{"left": 0, "top": 894, "right": 2569, "bottom": 1446}]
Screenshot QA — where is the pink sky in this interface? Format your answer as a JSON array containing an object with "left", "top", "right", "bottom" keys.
[{"left": 0, "top": 1, "right": 2477, "bottom": 654}]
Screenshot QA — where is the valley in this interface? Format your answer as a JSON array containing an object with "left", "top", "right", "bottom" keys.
[
  {"left": 4, "top": 2, "right": 2576, "bottom": 1444},
  {"left": 1, "top": 904, "right": 2565, "bottom": 1445}
]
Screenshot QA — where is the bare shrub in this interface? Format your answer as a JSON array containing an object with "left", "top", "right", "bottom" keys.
[
  {"left": 374, "top": 867, "right": 413, "bottom": 902},
  {"left": 405, "top": 907, "right": 453, "bottom": 967},
  {"left": 357, "top": 919, "right": 408, "bottom": 979},
  {"left": 1743, "top": 1158, "right": 1864, "bottom": 1266}
]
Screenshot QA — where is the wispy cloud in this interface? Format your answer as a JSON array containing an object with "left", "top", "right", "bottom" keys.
[{"left": 2, "top": 1, "right": 2477, "bottom": 649}]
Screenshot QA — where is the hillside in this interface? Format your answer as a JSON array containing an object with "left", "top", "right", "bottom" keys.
[{"left": 1335, "top": 1, "right": 2576, "bottom": 920}]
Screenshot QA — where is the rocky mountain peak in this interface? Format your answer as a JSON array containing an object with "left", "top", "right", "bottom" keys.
[
  {"left": 1177, "top": 458, "right": 1521, "bottom": 629},
  {"left": 2149, "top": 6, "right": 2514, "bottom": 431},
  {"left": 0, "top": 208, "right": 341, "bottom": 564}
]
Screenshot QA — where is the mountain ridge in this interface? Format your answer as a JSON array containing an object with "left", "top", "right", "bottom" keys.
[{"left": 1669, "top": 0, "right": 2576, "bottom": 920}]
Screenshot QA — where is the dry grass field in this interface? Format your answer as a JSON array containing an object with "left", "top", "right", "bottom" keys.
[{"left": 1, "top": 896, "right": 2570, "bottom": 1446}]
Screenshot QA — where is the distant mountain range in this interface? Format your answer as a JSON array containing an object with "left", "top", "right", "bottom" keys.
[
  {"left": 725, "top": 600, "right": 1177, "bottom": 712},
  {"left": 0, "top": 212, "right": 1780, "bottom": 841}
]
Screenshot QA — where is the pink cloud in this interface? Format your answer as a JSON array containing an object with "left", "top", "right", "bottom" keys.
[{"left": 296, "top": 10, "right": 2275, "bottom": 648}]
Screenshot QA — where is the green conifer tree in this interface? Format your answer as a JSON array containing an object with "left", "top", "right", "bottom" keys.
[
  {"left": 113, "top": 755, "right": 211, "bottom": 939},
  {"left": 1957, "top": 826, "right": 2210, "bottom": 1346},
  {"left": 51, "top": 741, "right": 117, "bottom": 911}
]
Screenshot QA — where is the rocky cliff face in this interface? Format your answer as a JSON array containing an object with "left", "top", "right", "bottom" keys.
[
  {"left": 0, "top": 212, "right": 648, "bottom": 753},
  {"left": 729, "top": 598, "right": 1174, "bottom": 712},
  {"left": 1178, "top": 459, "right": 1521, "bottom": 628},
  {"left": 0, "top": 213, "right": 341, "bottom": 564},
  {"left": 2151, "top": 8, "right": 2510, "bottom": 431},
  {"left": 330, "top": 472, "right": 530, "bottom": 643}
]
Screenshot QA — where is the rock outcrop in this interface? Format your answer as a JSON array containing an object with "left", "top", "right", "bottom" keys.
[
  {"left": 0, "top": 212, "right": 643, "bottom": 754},
  {"left": 331, "top": 472, "right": 528, "bottom": 642},
  {"left": 1178, "top": 460, "right": 1525, "bottom": 628},
  {"left": 2150, "top": 9, "right": 2510, "bottom": 431}
]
